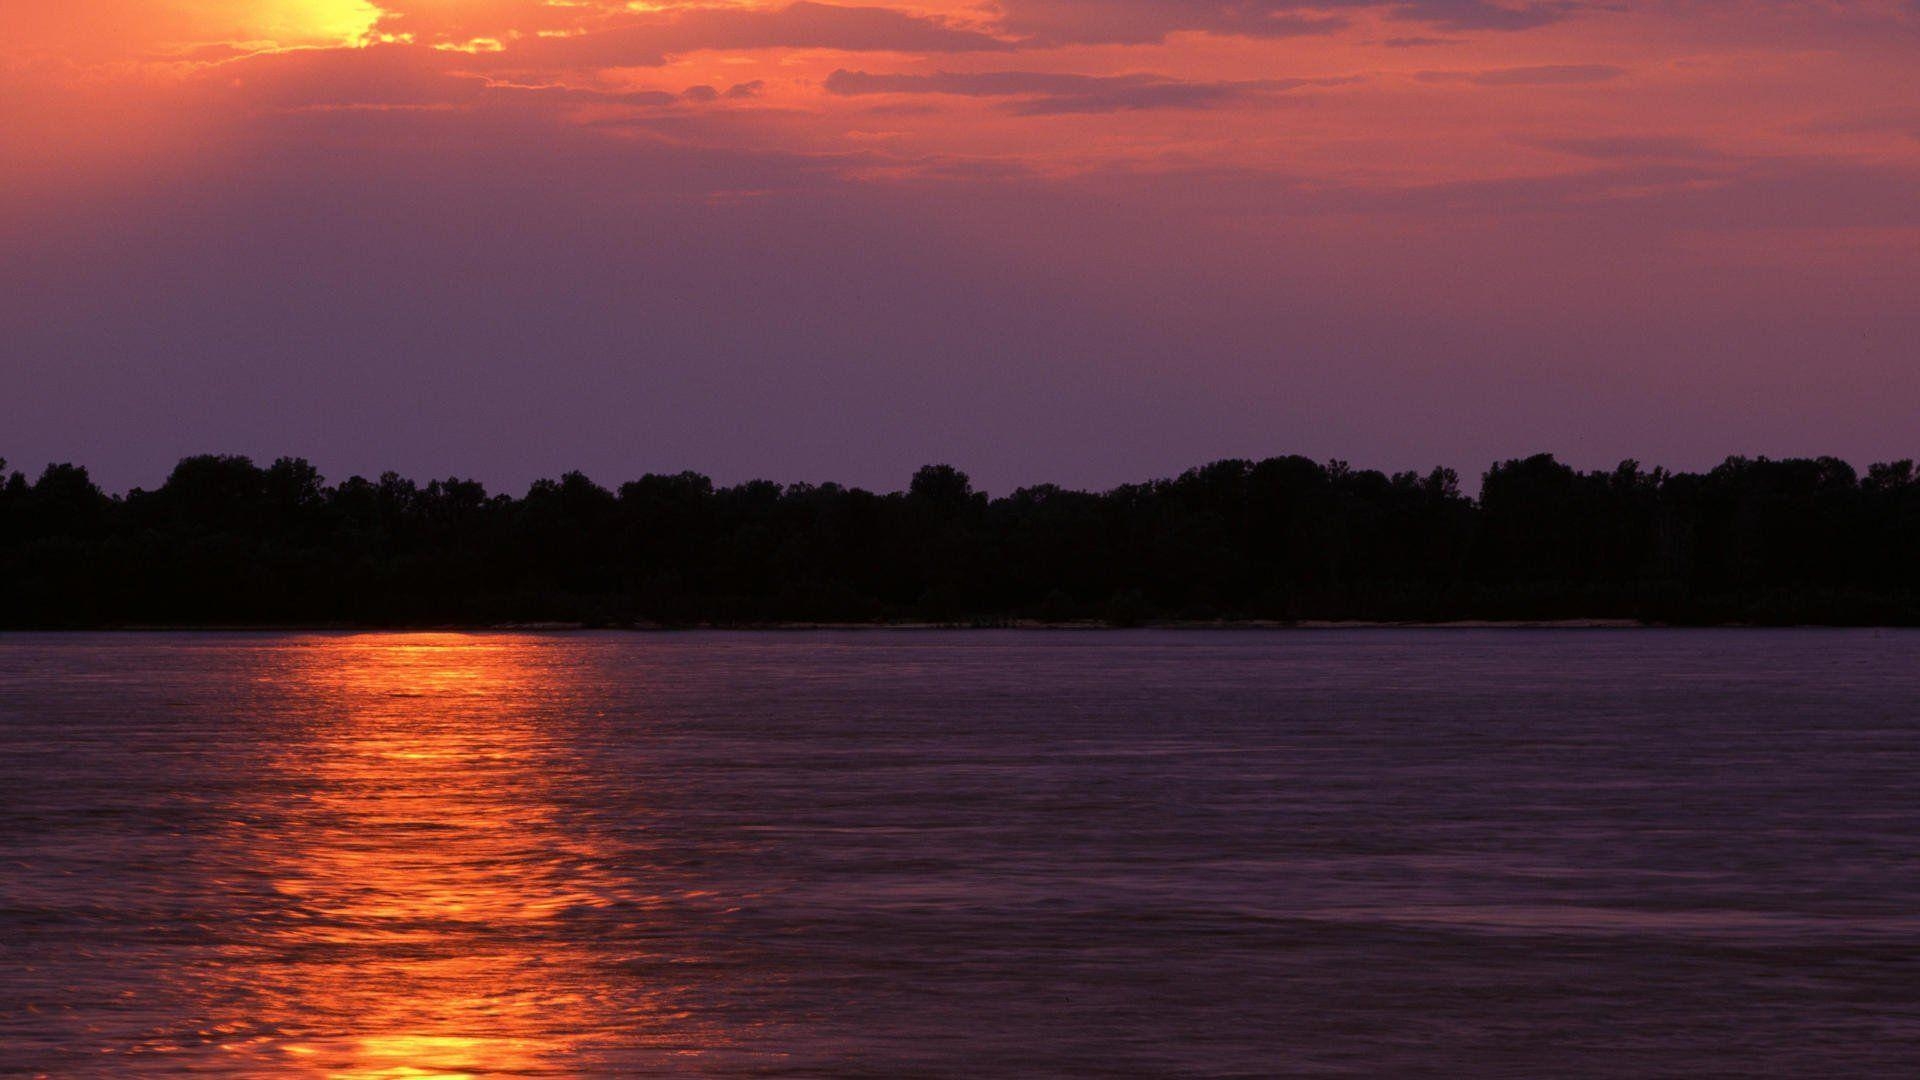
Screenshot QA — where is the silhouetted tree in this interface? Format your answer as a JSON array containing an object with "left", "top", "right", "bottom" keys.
[{"left": 0, "top": 451, "right": 1914, "bottom": 628}]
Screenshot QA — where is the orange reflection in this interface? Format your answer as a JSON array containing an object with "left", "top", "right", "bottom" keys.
[{"left": 213, "top": 633, "right": 663, "bottom": 1077}]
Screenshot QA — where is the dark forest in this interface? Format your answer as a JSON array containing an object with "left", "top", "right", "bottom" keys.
[{"left": 2, "top": 453, "right": 1916, "bottom": 628}]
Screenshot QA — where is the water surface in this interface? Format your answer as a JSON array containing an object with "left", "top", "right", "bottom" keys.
[{"left": 3, "top": 630, "right": 1919, "bottom": 1076}]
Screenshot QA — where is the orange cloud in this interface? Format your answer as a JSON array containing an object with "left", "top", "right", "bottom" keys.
[{"left": 4, "top": 1, "right": 1918, "bottom": 264}]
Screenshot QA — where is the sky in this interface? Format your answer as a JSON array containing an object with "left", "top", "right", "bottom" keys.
[{"left": 3, "top": 1, "right": 1917, "bottom": 495}]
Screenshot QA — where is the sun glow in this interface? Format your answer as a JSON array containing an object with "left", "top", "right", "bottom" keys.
[{"left": 206, "top": 0, "right": 382, "bottom": 49}]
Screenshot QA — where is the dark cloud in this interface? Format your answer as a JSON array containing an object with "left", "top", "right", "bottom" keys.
[
  {"left": 1521, "top": 135, "right": 1726, "bottom": 160},
  {"left": 1795, "top": 106, "right": 1920, "bottom": 139},
  {"left": 825, "top": 68, "right": 1353, "bottom": 114},
  {"left": 477, "top": 3, "right": 1011, "bottom": 69},
  {"left": 991, "top": 0, "right": 1582, "bottom": 45},
  {"left": 991, "top": 1, "right": 1348, "bottom": 45},
  {"left": 1416, "top": 64, "right": 1626, "bottom": 85},
  {"left": 1397, "top": 0, "right": 1575, "bottom": 31}
]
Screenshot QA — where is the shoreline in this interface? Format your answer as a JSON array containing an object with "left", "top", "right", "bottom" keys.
[{"left": 9, "top": 618, "right": 1914, "bottom": 633}]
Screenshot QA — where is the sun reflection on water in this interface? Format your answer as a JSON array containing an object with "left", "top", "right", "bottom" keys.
[{"left": 209, "top": 633, "right": 658, "bottom": 1077}]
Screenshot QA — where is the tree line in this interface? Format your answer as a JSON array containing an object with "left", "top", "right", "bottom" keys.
[{"left": 1, "top": 452, "right": 1916, "bottom": 627}]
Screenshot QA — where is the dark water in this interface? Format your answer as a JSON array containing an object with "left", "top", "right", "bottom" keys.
[{"left": 2, "top": 631, "right": 1919, "bottom": 1077}]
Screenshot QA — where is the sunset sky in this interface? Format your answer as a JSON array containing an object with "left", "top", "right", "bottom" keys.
[{"left": 4, "top": 1, "right": 1917, "bottom": 492}]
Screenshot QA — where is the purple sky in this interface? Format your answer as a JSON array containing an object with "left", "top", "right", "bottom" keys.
[{"left": 4, "top": 1, "right": 1917, "bottom": 494}]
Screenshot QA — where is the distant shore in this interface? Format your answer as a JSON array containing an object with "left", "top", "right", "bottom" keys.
[
  {"left": 7, "top": 452, "right": 1917, "bottom": 631},
  {"left": 19, "top": 618, "right": 1901, "bottom": 633}
]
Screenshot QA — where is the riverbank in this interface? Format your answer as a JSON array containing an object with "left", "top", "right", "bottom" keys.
[{"left": 15, "top": 618, "right": 1859, "bottom": 633}]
